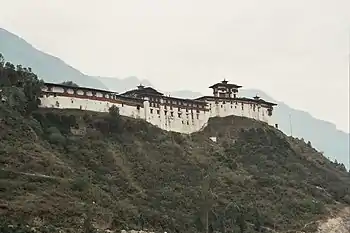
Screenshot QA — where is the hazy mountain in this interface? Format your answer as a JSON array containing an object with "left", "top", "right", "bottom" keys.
[
  {"left": 1, "top": 27, "right": 349, "bottom": 168},
  {"left": 0, "top": 28, "right": 106, "bottom": 89},
  {"left": 94, "top": 76, "right": 153, "bottom": 93}
]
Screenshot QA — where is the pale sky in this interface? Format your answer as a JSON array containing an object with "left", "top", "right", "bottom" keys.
[{"left": 0, "top": 0, "right": 349, "bottom": 132}]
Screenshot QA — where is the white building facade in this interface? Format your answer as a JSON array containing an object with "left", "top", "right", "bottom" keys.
[{"left": 39, "top": 80, "right": 277, "bottom": 134}]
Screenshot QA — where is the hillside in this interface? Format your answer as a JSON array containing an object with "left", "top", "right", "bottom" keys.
[
  {"left": 1, "top": 27, "right": 349, "bottom": 170},
  {"left": 1, "top": 98, "right": 350, "bottom": 233}
]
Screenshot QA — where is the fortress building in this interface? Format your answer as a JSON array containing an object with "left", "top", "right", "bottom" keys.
[{"left": 39, "top": 80, "right": 277, "bottom": 134}]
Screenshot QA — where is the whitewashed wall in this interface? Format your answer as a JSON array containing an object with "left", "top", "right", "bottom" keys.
[
  {"left": 40, "top": 95, "right": 144, "bottom": 119},
  {"left": 143, "top": 99, "right": 209, "bottom": 134},
  {"left": 207, "top": 100, "right": 274, "bottom": 124}
]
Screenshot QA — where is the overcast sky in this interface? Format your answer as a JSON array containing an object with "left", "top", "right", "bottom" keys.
[{"left": 0, "top": 0, "right": 349, "bottom": 132}]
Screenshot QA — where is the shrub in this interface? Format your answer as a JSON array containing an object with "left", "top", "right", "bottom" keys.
[
  {"left": 48, "top": 132, "right": 66, "bottom": 145},
  {"left": 108, "top": 105, "right": 120, "bottom": 118}
]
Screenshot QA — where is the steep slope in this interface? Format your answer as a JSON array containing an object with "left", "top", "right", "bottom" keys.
[
  {"left": 239, "top": 89, "right": 350, "bottom": 169},
  {"left": 0, "top": 28, "right": 106, "bottom": 89},
  {"left": 0, "top": 104, "right": 349, "bottom": 233}
]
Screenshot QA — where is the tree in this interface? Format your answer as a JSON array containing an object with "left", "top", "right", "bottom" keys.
[
  {"left": 61, "top": 81, "right": 79, "bottom": 87},
  {"left": 0, "top": 54, "right": 43, "bottom": 114},
  {"left": 108, "top": 105, "right": 120, "bottom": 118},
  {"left": 0, "top": 53, "right": 4, "bottom": 67}
]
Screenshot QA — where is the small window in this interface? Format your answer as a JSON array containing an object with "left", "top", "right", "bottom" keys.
[
  {"left": 197, "top": 114, "right": 199, "bottom": 119},
  {"left": 164, "top": 110, "right": 167, "bottom": 115},
  {"left": 268, "top": 109, "right": 272, "bottom": 116},
  {"left": 221, "top": 105, "right": 223, "bottom": 108},
  {"left": 178, "top": 113, "right": 181, "bottom": 118},
  {"left": 150, "top": 109, "right": 153, "bottom": 114},
  {"left": 137, "top": 105, "right": 140, "bottom": 110},
  {"left": 170, "top": 112, "right": 174, "bottom": 117},
  {"left": 157, "top": 110, "right": 160, "bottom": 114}
]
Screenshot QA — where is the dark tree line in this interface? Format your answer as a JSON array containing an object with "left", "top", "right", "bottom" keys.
[{"left": 0, "top": 53, "right": 44, "bottom": 115}]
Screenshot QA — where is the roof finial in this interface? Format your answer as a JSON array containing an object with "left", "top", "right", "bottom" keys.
[
  {"left": 222, "top": 78, "right": 228, "bottom": 84},
  {"left": 137, "top": 83, "right": 144, "bottom": 89}
]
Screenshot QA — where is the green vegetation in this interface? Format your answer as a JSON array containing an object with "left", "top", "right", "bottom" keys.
[
  {"left": 0, "top": 53, "right": 44, "bottom": 115},
  {"left": 61, "top": 81, "right": 79, "bottom": 87},
  {"left": 0, "top": 55, "right": 350, "bottom": 232}
]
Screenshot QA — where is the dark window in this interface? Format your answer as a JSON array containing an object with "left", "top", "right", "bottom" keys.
[
  {"left": 157, "top": 110, "right": 160, "bottom": 114},
  {"left": 268, "top": 109, "right": 273, "bottom": 116},
  {"left": 150, "top": 109, "right": 153, "bottom": 114},
  {"left": 137, "top": 105, "right": 140, "bottom": 110},
  {"left": 170, "top": 112, "right": 174, "bottom": 117}
]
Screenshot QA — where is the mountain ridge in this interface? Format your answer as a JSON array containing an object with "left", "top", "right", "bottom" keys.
[{"left": 0, "top": 27, "right": 348, "bottom": 168}]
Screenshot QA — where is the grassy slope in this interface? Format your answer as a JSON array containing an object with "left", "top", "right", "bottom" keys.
[{"left": 0, "top": 107, "right": 349, "bottom": 233}]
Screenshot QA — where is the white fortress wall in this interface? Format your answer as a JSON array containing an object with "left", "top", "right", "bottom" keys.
[
  {"left": 206, "top": 99, "right": 274, "bottom": 125},
  {"left": 143, "top": 98, "right": 209, "bottom": 134},
  {"left": 40, "top": 86, "right": 145, "bottom": 119}
]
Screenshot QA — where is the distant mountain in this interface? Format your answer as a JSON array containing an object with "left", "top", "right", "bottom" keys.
[
  {"left": 0, "top": 28, "right": 106, "bottom": 89},
  {"left": 1, "top": 27, "right": 349, "bottom": 169},
  {"left": 94, "top": 76, "right": 153, "bottom": 93}
]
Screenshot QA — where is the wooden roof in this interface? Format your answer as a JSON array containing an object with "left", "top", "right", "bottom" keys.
[
  {"left": 209, "top": 80, "right": 242, "bottom": 89},
  {"left": 195, "top": 96, "right": 277, "bottom": 107},
  {"left": 44, "top": 82, "right": 118, "bottom": 94},
  {"left": 121, "top": 86, "right": 164, "bottom": 96}
]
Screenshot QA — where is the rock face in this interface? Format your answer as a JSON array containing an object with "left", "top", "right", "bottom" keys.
[{"left": 317, "top": 208, "right": 350, "bottom": 233}]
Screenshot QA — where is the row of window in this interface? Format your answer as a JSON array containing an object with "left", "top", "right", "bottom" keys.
[
  {"left": 149, "top": 97, "right": 205, "bottom": 108},
  {"left": 150, "top": 108, "right": 200, "bottom": 119},
  {"left": 150, "top": 103, "right": 202, "bottom": 113}
]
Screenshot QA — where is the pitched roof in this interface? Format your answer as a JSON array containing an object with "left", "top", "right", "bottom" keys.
[
  {"left": 44, "top": 82, "right": 118, "bottom": 95},
  {"left": 209, "top": 80, "right": 242, "bottom": 89},
  {"left": 121, "top": 86, "right": 164, "bottom": 96},
  {"left": 195, "top": 96, "right": 277, "bottom": 106}
]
